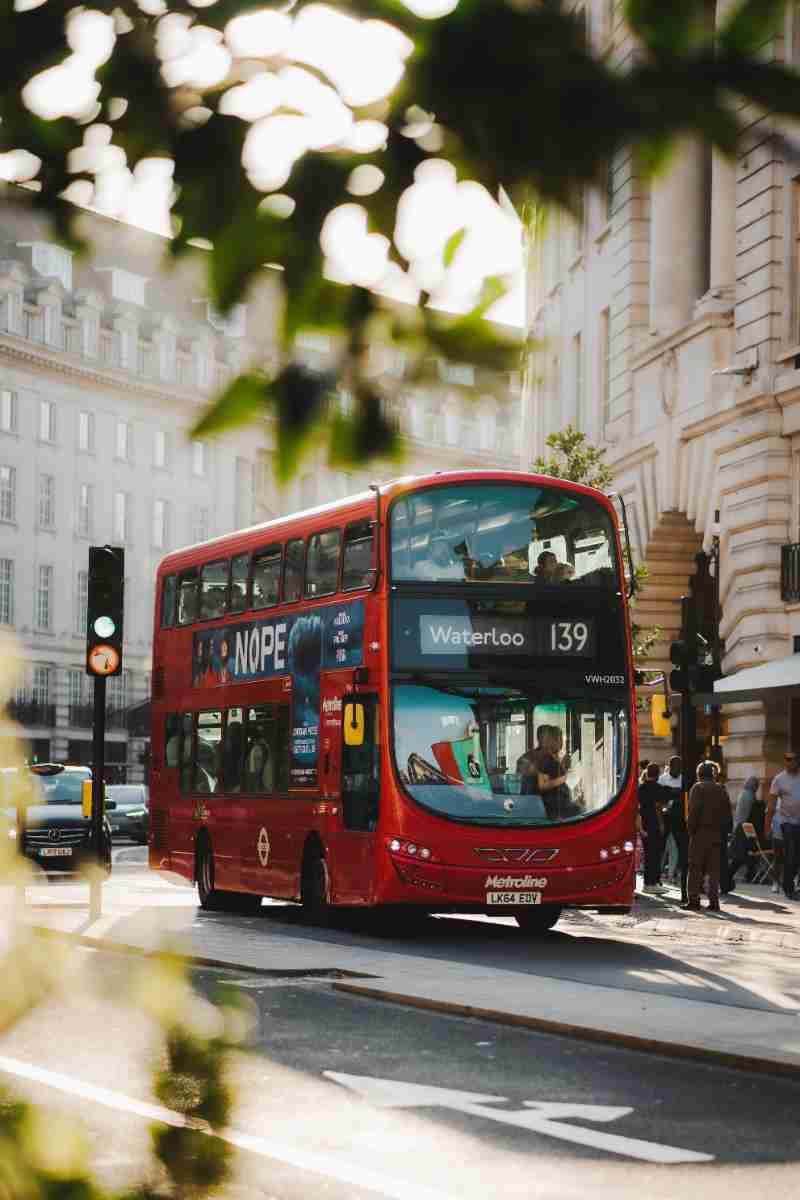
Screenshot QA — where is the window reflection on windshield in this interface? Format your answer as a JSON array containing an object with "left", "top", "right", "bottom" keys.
[
  {"left": 393, "top": 684, "right": 628, "bottom": 826},
  {"left": 39, "top": 773, "right": 88, "bottom": 804},
  {"left": 391, "top": 484, "right": 617, "bottom": 587}
]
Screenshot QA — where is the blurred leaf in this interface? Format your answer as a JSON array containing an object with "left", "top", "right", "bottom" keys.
[
  {"left": 719, "top": 0, "right": 786, "bottom": 53},
  {"left": 624, "top": 0, "right": 708, "bottom": 55},
  {"left": 192, "top": 373, "right": 270, "bottom": 439},
  {"left": 328, "top": 385, "right": 401, "bottom": 466},
  {"left": 271, "top": 363, "right": 337, "bottom": 483}
]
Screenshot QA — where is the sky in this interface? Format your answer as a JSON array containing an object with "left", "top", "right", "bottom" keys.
[{"left": 7, "top": 1, "right": 526, "bottom": 328}]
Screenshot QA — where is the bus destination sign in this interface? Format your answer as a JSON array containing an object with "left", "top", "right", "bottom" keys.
[{"left": 419, "top": 614, "right": 596, "bottom": 658}]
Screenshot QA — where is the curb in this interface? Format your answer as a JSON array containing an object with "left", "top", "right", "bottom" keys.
[
  {"left": 28, "top": 925, "right": 376, "bottom": 981},
  {"left": 331, "top": 982, "right": 800, "bottom": 1081}
]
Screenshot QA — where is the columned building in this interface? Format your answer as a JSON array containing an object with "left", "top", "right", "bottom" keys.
[
  {"left": 0, "top": 199, "right": 519, "bottom": 777},
  {"left": 525, "top": 1, "right": 800, "bottom": 789}
]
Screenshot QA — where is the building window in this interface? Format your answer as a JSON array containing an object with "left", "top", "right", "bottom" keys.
[
  {"left": 39, "top": 398, "right": 56, "bottom": 443},
  {"left": 605, "top": 154, "right": 616, "bottom": 223},
  {"left": 76, "top": 569, "right": 88, "bottom": 636},
  {"left": 0, "top": 465, "right": 15, "bottom": 522},
  {"left": 1, "top": 292, "right": 20, "bottom": 334},
  {"left": 154, "top": 429, "right": 168, "bottom": 469},
  {"left": 77, "top": 483, "right": 92, "bottom": 537},
  {"left": 35, "top": 565, "right": 53, "bottom": 630},
  {"left": 32, "top": 664, "right": 51, "bottom": 705},
  {"left": 78, "top": 410, "right": 94, "bottom": 452},
  {"left": 152, "top": 499, "right": 168, "bottom": 549},
  {"left": 116, "top": 419, "right": 132, "bottom": 461},
  {"left": 0, "top": 558, "right": 14, "bottom": 625},
  {"left": 82, "top": 315, "right": 99, "bottom": 358},
  {"left": 192, "top": 440, "right": 207, "bottom": 477},
  {"left": 573, "top": 332, "right": 583, "bottom": 426},
  {"left": 119, "top": 327, "right": 133, "bottom": 368},
  {"left": 600, "top": 307, "right": 611, "bottom": 427},
  {"left": 113, "top": 492, "right": 130, "bottom": 544},
  {"left": 24, "top": 242, "right": 73, "bottom": 291},
  {"left": 0, "top": 389, "right": 17, "bottom": 434},
  {"left": 38, "top": 474, "right": 55, "bottom": 529},
  {"left": 192, "top": 506, "right": 209, "bottom": 543}
]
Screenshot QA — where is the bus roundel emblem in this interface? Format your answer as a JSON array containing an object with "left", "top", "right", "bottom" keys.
[{"left": 257, "top": 828, "right": 270, "bottom": 867}]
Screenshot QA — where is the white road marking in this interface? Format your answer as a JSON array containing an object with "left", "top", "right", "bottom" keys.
[
  {"left": 0, "top": 1055, "right": 455, "bottom": 1200},
  {"left": 325, "top": 1073, "right": 715, "bottom": 1166}
]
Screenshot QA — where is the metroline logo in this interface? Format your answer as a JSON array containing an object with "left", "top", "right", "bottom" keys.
[{"left": 484, "top": 875, "right": 548, "bottom": 889}]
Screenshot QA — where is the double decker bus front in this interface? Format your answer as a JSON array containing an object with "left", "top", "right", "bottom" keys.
[{"left": 383, "top": 478, "right": 636, "bottom": 919}]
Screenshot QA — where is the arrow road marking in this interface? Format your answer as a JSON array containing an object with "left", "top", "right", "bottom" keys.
[{"left": 325, "top": 1073, "right": 714, "bottom": 1165}]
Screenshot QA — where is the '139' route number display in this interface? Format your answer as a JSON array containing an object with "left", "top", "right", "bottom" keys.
[{"left": 549, "top": 621, "right": 591, "bottom": 654}]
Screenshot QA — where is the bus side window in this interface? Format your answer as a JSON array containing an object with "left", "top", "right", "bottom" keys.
[
  {"left": 229, "top": 554, "right": 249, "bottom": 613},
  {"left": 244, "top": 705, "right": 276, "bottom": 794},
  {"left": 160, "top": 575, "right": 177, "bottom": 627},
  {"left": 284, "top": 538, "right": 305, "bottom": 603},
  {"left": 165, "top": 713, "right": 180, "bottom": 766},
  {"left": 223, "top": 708, "right": 245, "bottom": 792},
  {"left": 342, "top": 519, "right": 374, "bottom": 590},
  {"left": 276, "top": 705, "right": 290, "bottom": 793},
  {"left": 306, "top": 529, "right": 341, "bottom": 598},
  {"left": 195, "top": 710, "right": 223, "bottom": 793},
  {"left": 252, "top": 544, "right": 281, "bottom": 609},
  {"left": 178, "top": 569, "right": 200, "bottom": 625},
  {"left": 178, "top": 713, "right": 194, "bottom": 793},
  {"left": 200, "top": 559, "right": 229, "bottom": 620}
]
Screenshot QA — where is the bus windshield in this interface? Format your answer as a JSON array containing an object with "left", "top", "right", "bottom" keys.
[
  {"left": 393, "top": 684, "right": 629, "bottom": 826},
  {"left": 390, "top": 482, "right": 617, "bottom": 586}
]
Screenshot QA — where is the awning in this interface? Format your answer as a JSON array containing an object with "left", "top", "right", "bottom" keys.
[{"left": 704, "top": 654, "right": 800, "bottom": 706}]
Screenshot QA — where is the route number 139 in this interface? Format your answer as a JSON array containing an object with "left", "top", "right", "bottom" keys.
[{"left": 550, "top": 621, "right": 589, "bottom": 653}]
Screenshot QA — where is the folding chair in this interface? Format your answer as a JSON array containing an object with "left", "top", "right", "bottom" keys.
[{"left": 741, "top": 822, "right": 776, "bottom": 884}]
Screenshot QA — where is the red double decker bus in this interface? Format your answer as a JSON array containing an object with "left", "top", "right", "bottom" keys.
[{"left": 149, "top": 470, "right": 637, "bottom": 933}]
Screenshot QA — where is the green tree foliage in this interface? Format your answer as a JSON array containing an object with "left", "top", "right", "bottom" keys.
[
  {"left": 532, "top": 426, "right": 660, "bottom": 660},
  {"left": 2, "top": 0, "right": 799, "bottom": 476}
]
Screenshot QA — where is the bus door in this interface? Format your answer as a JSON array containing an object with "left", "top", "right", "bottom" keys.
[{"left": 327, "top": 692, "right": 380, "bottom": 904}]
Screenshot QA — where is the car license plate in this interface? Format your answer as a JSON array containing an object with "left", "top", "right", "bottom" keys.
[
  {"left": 39, "top": 847, "right": 73, "bottom": 857},
  {"left": 486, "top": 891, "right": 542, "bottom": 905}
]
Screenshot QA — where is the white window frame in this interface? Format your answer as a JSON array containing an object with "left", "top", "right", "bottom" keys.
[
  {"left": 39, "top": 398, "right": 56, "bottom": 443},
  {"left": 0, "top": 389, "right": 17, "bottom": 434},
  {"left": 113, "top": 491, "right": 130, "bottom": 544},
  {"left": 32, "top": 663, "right": 51, "bottom": 705},
  {"left": 152, "top": 498, "right": 167, "bottom": 549},
  {"left": 0, "top": 558, "right": 14, "bottom": 626},
  {"left": 0, "top": 465, "right": 16, "bottom": 523},
  {"left": 154, "top": 429, "right": 168, "bottom": 469},
  {"left": 35, "top": 565, "right": 53, "bottom": 631},
  {"left": 75, "top": 569, "right": 88, "bottom": 637},
  {"left": 192, "top": 506, "right": 209, "bottom": 544},
  {"left": 78, "top": 410, "right": 94, "bottom": 452},
  {"left": 77, "top": 483, "right": 92, "bottom": 538},
  {"left": 116, "top": 419, "right": 132, "bottom": 462},
  {"left": 192, "top": 440, "right": 207, "bottom": 477},
  {"left": 38, "top": 473, "right": 55, "bottom": 529}
]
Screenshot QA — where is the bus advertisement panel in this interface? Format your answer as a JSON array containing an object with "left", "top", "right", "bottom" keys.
[{"left": 149, "top": 471, "right": 637, "bottom": 935}]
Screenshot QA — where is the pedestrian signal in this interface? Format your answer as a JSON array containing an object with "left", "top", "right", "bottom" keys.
[{"left": 86, "top": 545, "right": 124, "bottom": 677}]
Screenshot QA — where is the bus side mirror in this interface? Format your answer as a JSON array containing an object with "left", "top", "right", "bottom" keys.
[
  {"left": 82, "top": 779, "right": 93, "bottom": 819},
  {"left": 344, "top": 702, "right": 365, "bottom": 747}
]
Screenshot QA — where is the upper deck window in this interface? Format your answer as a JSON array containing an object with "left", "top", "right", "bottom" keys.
[
  {"left": 177, "top": 568, "right": 200, "bottom": 625},
  {"left": 342, "top": 519, "right": 374, "bottom": 591},
  {"left": 200, "top": 559, "right": 228, "bottom": 620},
  {"left": 284, "top": 538, "right": 305, "bottom": 603},
  {"left": 252, "top": 545, "right": 281, "bottom": 609},
  {"left": 160, "top": 574, "right": 177, "bottom": 627},
  {"left": 306, "top": 529, "right": 341, "bottom": 598},
  {"left": 230, "top": 553, "right": 249, "bottom": 613},
  {"left": 390, "top": 483, "right": 618, "bottom": 588}
]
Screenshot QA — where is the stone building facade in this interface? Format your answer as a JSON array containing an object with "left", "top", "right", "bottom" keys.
[
  {"left": 524, "top": 1, "right": 800, "bottom": 789},
  {"left": 0, "top": 200, "right": 519, "bottom": 778}
]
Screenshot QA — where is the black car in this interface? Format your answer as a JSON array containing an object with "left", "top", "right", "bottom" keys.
[
  {"left": 1, "top": 763, "right": 113, "bottom": 876},
  {"left": 105, "top": 784, "right": 149, "bottom": 844}
]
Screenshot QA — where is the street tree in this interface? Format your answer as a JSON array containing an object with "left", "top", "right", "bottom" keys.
[{"left": 2, "top": 0, "right": 800, "bottom": 476}]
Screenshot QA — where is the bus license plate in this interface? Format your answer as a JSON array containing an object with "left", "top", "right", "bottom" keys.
[
  {"left": 487, "top": 891, "right": 541, "bottom": 905},
  {"left": 39, "top": 847, "right": 73, "bottom": 857}
]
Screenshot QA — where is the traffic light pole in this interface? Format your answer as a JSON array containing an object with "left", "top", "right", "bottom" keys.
[{"left": 90, "top": 674, "right": 106, "bottom": 921}]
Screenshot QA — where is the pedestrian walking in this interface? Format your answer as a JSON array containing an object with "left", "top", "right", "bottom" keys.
[
  {"left": 684, "top": 761, "right": 732, "bottom": 913},
  {"left": 727, "top": 776, "right": 760, "bottom": 887},
  {"left": 638, "top": 763, "right": 669, "bottom": 893},
  {"left": 768, "top": 751, "right": 800, "bottom": 900},
  {"left": 659, "top": 755, "right": 683, "bottom": 883},
  {"left": 666, "top": 785, "right": 689, "bottom": 903}
]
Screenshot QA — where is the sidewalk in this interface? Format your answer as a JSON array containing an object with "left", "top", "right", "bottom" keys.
[{"left": 14, "top": 869, "right": 800, "bottom": 1079}]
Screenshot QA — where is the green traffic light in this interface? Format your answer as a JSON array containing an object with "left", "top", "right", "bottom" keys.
[{"left": 93, "top": 615, "right": 116, "bottom": 638}]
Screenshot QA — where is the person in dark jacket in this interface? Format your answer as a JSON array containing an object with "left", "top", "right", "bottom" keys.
[
  {"left": 638, "top": 762, "right": 669, "bottom": 893},
  {"left": 684, "top": 761, "right": 732, "bottom": 912},
  {"left": 666, "top": 787, "right": 690, "bottom": 903}
]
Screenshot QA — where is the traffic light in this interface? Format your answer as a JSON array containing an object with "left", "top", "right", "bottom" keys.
[
  {"left": 86, "top": 545, "right": 124, "bottom": 678},
  {"left": 688, "top": 663, "right": 719, "bottom": 695},
  {"left": 669, "top": 639, "right": 693, "bottom": 694}
]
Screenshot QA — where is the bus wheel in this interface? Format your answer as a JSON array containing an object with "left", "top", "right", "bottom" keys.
[
  {"left": 197, "top": 839, "right": 222, "bottom": 911},
  {"left": 301, "top": 846, "right": 331, "bottom": 926},
  {"left": 515, "top": 905, "right": 562, "bottom": 935}
]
